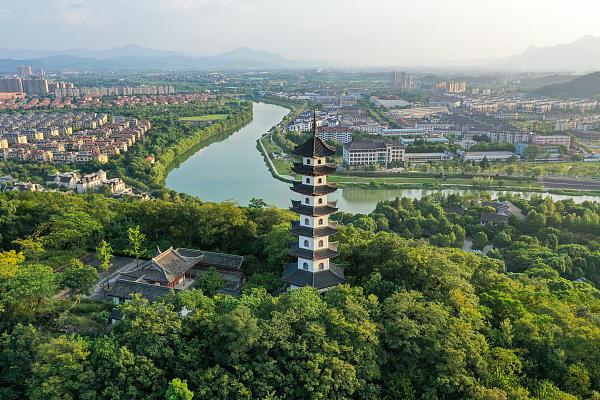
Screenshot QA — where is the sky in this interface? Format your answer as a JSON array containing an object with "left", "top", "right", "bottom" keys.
[{"left": 1, "top": 0, "right": 600, "bottom": 66}]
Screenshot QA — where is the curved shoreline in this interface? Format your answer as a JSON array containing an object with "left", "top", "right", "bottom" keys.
[{"left": 253, "top": 108, "right": 600, "bottom": 198}]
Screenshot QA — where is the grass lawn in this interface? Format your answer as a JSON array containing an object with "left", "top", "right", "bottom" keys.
[
  {"left": 272, "top": 158, "right": 294, "bottom": 176},
  {"left": 329, "top": 174, "right": 544, "bottom": 189},
  {"left": 179, "top": 114, "right": 228, "bottom": 122}
]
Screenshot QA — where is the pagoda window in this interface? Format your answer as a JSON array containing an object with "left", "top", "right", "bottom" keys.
[
  {"left": 318, "top": 159, "right": 322, "bottom": 164},
  {"left": 305, "top": 197, "right": 310, "bottom": 204},
  {"left": 303, "top": 262, "right": 308, "bottom": 270},
  {"left": 303, "top": 240, "right": 309, "bottom": 247},
  {"left": 304, "top": 218, "right": 309, "bottom": 225},
  {"left": 318, "top": 198, "right": 323, "bottom": 204},
  {"left": 318, "top": 218, "right": 324, "bottom": 225},
  {"left": 306, "top": 159, "right": 311, "bottom": 165},
  {"left": 318, "top": 262, "right": 324, "bottom": 270},
  {"left": 318, "top": 240, "right": 324, "bottom": 247},
  {"left": 317, "top": 178, "right": 323, "bottom": 184},
  {"left": 305, "top": 177, "right": 310, "bottom": 184}
]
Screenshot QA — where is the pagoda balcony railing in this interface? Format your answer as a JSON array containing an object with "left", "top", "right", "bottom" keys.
[
  {"left": 290, "top": 200, "right": 339, "bottom": 216},
  {"left": 288, "top": 242, "right": 340, "bottom": 260}
]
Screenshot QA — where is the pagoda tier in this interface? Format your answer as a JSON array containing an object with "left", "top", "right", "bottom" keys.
[
  {"left": 291, "top": 136, "right": 336, "bottom": 158},
  {"left": 282, "top": 263, "right": 345, "bottom": 291},
  {"left": 290, "top": 200, "right": 338, "bottom": 216},
  {"left": 292, "top": 162, "right": 336, "bottom": 176},
  {"left": 291, "top": 221, "right": 338, "bottom": 237},
  {"left": 289, "top": 242, "right": 340, "bottom": 260},
  {"left": 290, "top": 182, "right": 337, "bottom": 196}
]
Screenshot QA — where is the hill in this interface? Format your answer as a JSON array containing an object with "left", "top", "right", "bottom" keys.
[
  {"left": 496, "top": 35, "right": 600, "bottom": 71},
  {"left": 0, "top": 46, "right": 322, "bottom": 72},
  {"left": 530, "top": 71, "right": 600, "bottom": 97}
]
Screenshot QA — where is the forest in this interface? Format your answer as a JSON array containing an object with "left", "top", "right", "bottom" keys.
[{"left": 1, "top": 191, "right": 600, "bottom": 399}]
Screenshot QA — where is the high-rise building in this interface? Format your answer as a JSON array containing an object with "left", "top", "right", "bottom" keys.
[
  {"left": 283, "top": 113, "right": 345, "bottom": 292},
  {"left": 391, "top": 71, "right": 412, "bottom": 91},
  {"left": 16, "top": 65, "right": 33, "bottom": 77},
  {"left": 22, "top": 79, "right": 49, "bottom": 96},
  {"left": 0, "top": 78, "right": 24, "bottom": 93},
  {"left": 448, "top": 80, "right": 467, "bottom": 93}
]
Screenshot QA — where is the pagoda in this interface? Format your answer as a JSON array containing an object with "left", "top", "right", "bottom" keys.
[{"left": 282, "top": 112, "right": 345, "bottom": 291}]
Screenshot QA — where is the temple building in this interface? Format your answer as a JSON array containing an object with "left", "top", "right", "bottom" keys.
[
  {"left": 283, "top": 113, "right": 345, "bottom": 291},
  {"left": 107, "top": 247, "right": 245, "bottom": 304}
]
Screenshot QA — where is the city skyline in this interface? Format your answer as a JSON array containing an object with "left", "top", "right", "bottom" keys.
[{"left": 2, "top": 0, "right": 600, "bottom": 66}]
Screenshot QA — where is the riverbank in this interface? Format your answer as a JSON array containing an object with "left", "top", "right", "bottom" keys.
[
  {"left": 151, "top": 106, "right": 253, "bottom": 189},
  {"left": 258, "top": 147, "right": 600, "bottom": 197}
]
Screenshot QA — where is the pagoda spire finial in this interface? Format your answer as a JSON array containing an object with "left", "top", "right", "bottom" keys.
[{"left": 312, "top": 111, "right": 317, "bottom": 137}]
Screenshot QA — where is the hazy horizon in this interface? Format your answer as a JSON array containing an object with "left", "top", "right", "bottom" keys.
[{"left": 2, "top": 0, "right": 600, "bottom": 66}]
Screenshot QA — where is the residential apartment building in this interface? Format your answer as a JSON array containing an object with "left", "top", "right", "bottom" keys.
[
  {"left": 317, "top": 127, "right": 353, "bottom": 144},
  {"left": 343, "top": 140, "right": 405, "bottom": 166},
  {"left": 531, "top": 135, "right": 571, "bottom": 148},
  {"left": 0, "top": 78, "right": 24, "bottom": 93}
]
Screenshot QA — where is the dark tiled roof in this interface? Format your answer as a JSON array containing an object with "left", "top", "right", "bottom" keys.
[
  {"left": 290, "top": 200, "right": 338, "bottom": 216},
  {"left": 343, "top": 140, "right": 387, "bottom": 151},
  {"left": 107, "top": 279, "right": 178, "bottom": 301},
  {"left": 134, "top": 247, "right": 202, "bottom": 284},
  {"left": 289, "top": 243, "right": 339, "bottom": 260},
  {"left": 480, "top": 213, "right": 509, "bottom": 223},
  {"left": 282, "top": 263, "right": 345, "bottom": 290},
  {"left": 177, "top": 248, "right": 244, "bottom": 270},
  {"left": 291, "top": 221, "right": 338, "bottom": 237},
  {"left": 290, "top": 182, "right": 337, "bottom": 196},
  {"left": 292, "top": 136, "right": 336, "bottom": 157},
  {"left": 292, "top": 162, "right": 336, "bottom": 176}
]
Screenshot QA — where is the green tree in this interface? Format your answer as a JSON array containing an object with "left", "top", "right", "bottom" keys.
[
  {"left": 28, "top": 336, "right": 95, "bottom": 400},
  {"left": 165, "top": 378, "right": 194, "bottom": 400},
  {"left": 472, "top": 231, "right": 489, "bottom": 250},
  {"left": 194, "top": 268, "right": 224, "bottom": 296},
  {"left": 89, "top": 337, "right": 164, "bottom": 400},
  {"left": 0, "top": 324, "right": 39, "bottom": 399},
  {"left": 11, "top": 237, "right": 45, "bottom": 263},
  {"left": 127, "top": 225, "right": 146, "bottom": 268},
  {"left": 61, "top": 259, "right": 99, "bottom": 297},
  {"left": 96, "top": 240, "right": 113, "bottom": 291}
]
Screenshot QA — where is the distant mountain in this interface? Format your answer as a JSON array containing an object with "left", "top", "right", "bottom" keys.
[
  {"left": 0, "top": 45, "right": 324, "bottom": 72},
  {"left": 517, "top": 74, "right": 579, "bottom": 91},
  {"left": 496, "top": 35, "right": 600, "bottom": 72},
  {"left": 530, "top": 71, "right": 600, "bottom": 97},
  {"left": 0, "top": 44, "right": 187, "bottom": 60}
]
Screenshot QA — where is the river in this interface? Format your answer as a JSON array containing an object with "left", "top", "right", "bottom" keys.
[{"left": 166, "top": 102, "right": 600, "bottom": 214}]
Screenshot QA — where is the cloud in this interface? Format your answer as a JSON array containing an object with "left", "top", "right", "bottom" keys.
[
  {"left": 57, "top": 0, "right": 111, "bottom": 26},
  {"left": 159, "top": 0, "right": 254, "bottom": 12}
]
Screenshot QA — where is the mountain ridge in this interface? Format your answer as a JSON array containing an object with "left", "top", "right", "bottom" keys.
[{"left": 0, "top": 45, "right": 325, "bottom": 71}]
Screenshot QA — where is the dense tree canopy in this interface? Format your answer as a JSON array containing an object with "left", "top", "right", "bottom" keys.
[{"left": 1, "top": 191, "right": 600, "bottom": 399}]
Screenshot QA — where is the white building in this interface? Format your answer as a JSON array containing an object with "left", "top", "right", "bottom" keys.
[
  {"left": 404, "top": 152, "right": 450, "bottom": 165},
  {"left": 461, "top": 151, "right": 516, "bottom": 162},
  {"left": 343, "top": 140, "right": 405, "bottom": 166}
]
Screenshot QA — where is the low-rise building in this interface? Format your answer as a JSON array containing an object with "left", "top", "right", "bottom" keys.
[
  {"left": 317, "top": 127, "right": 353, "bottom": 144},
  {"left": 461, "top": 151, "right": 516, "bottom": 162},
  {"left": 404, "top": 152, "right": 450, "bottom": 164},
  {"left": 343, "top": 140, "right": 405, "bottom": 167},
  {"left": 107, "top": 247, "right": 245, "bottom": 305}
]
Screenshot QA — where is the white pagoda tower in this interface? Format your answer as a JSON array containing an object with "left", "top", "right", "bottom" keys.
[{"left": 282, "top": 112, "right": 345, "bottom": 291}]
